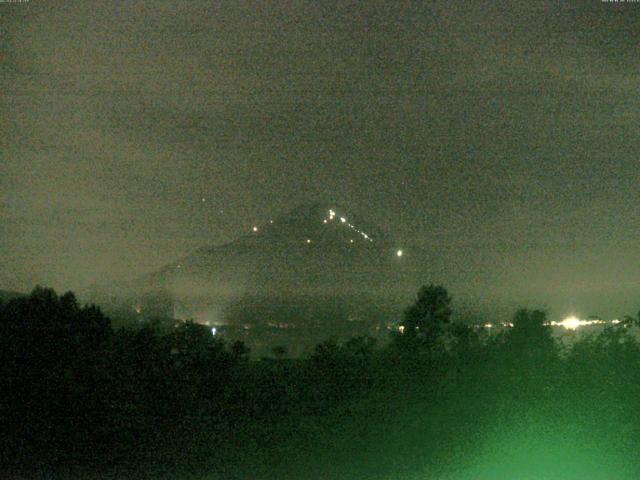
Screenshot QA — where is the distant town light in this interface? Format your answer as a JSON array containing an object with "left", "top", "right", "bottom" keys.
[
  {"left": 306, "top": 239, "right": 312, "bottom": 244},
  {"left": 340, "top": 217, "right": 346, "bottom": 223},
  {"left": 349, "top": 239, "right": 354, "bottom": 243},
  {"left": 211, "top": 327, "right": 217, "bottom": 336},
  {"left": 396, "top": 249, "right": 403, "bottom": 257},
  {"left": 252, "top": 226, "right": 258, "bottom": 232},
  {"left": 559, "top": 316, "right": 581, "bottom": 330},
  {"left": 323, "top": 219, "right": 328, "bottom": 224},
  {"left": 546, "top": 316, "right": 604, "bottom": 330}
]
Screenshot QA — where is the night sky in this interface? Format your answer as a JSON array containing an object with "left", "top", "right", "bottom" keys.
[{"left": 2, "top": 1, "right": 639, "bottom": 318}]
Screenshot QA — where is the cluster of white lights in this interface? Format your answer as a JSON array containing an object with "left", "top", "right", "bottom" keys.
[
  {"left": 549, "top": 316, "right": 608, "bottom": 330},
  {"left": 481, "top": 322, "right": 514, "bottom": 329},
  {"left": 477, "top": 316, "right": 624, "bottom": 331},
  {"left": 324, "top": 209, "right": 374, "bottom": 243},
  {"left": 248, "top": 209, "right": 406, "bottom": 257}
]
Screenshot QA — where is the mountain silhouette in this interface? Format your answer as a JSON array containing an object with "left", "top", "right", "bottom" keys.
[{"left": 99, "top": 202, "right": 413, "bottom": 329}]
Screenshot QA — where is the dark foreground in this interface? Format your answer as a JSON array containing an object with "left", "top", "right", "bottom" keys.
[{"left": 1, "top": 287, "right": 639, "bottom": 479}]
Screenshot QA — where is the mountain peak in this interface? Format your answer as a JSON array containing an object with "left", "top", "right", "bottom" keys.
[
  {"left": 257, "top": 202, "right": 388, "bottom": 246},
  {"left": 107, "top": 201, "right": 412, "bottom": 328}
]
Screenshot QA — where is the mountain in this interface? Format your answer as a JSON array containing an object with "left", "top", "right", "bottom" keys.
[{"left": 97, "top": 203, "right": 416, "bottom": 333}]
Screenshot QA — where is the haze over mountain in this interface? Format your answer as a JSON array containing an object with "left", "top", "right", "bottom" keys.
[{"left": 94, "top": 203, "right": 420, "bottom": 328}]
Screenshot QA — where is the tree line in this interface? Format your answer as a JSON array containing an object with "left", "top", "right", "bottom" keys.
[{"left": 1, "top": 285, "right": 640, "bottom": 479}]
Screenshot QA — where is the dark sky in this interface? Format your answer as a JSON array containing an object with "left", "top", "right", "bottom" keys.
[{"left": 2, "top": 1, "right": 639, "bottom": 317}]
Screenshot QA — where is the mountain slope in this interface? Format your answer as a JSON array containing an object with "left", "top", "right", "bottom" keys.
[{"left": 108, "top": 203, "right": 414, "bottom": 326}]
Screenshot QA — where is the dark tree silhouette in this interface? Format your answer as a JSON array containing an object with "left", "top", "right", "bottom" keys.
[
  {"left": 0, "top": 286, "right": 114, "bottom": 467},
  {"left": 343, "top": 335, "right": 377, "bottom": 357},
  {"left": 399, "top": 285, "right": 452, "bottom": 347},
  {"left": 168, "top": 320, "right": 227, "bottom": 361},
  {"left": 9, "top": 283, "right": 640, "bottom": 480},
  {"left": 272, "top": 345, "right": 288, "bottom": 359},
  {"left": 501, "top": 308, "right": 557, "bottom": 366},
  {"left": 231, "top": 340, "right": 250, "bottom": 360},
  {"left": 448, "top": 322, "right": 483, "bottom": 360},
  {"left": 508, "top": 308, "right": 550, "bottom": 342}
]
